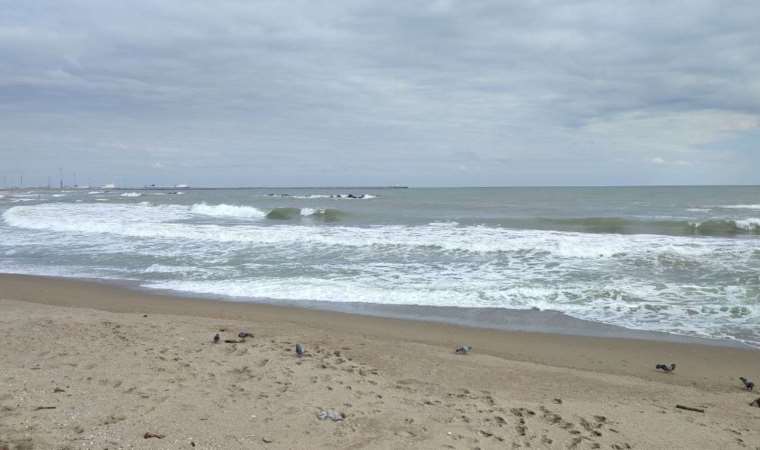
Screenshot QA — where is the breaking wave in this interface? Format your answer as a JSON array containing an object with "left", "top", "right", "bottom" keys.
[
  {"left": 522, "top": 217, "right": 760, "bottom": 236},
  {"left": 190, "top": 202, "right": 267, "bottom": 219},
  {"left": 267, "top": 207, "right": 344, "bottom": 221},
  {"left": 716, "top": 204, "right": 760, "bottom": 210},
  {"left": 2, "top": 200, "right": 760, "bottom": 346},
  {"left": 2, "top": 203, "right": 753, "bottom": 257}
]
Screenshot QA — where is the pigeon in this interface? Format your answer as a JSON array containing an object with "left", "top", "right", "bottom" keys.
[
  {"left": 655, "top": 363, "right": 676, "bottom": 373},
  {"left": 238, "top": 331, "right": 254, "bottom": 339},
  {"left": 455, "top": 345, "right": 472, "bottom": 355},
  {"left": 213, "top": 333, "right": 220, "bottom": 344},
  {"left": 740, "top": 377, "right": 755, "bottom": 391},
  {"left": 296, "top": 343, "right": 305, "bottom": 357}
]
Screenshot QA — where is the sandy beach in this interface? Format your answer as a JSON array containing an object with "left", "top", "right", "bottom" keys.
[{"left": 1, "top": 274, "right": 759, "bottom": 449}]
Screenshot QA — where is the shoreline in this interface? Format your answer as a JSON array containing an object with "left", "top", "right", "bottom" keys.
[
  {"left": 2, "top": 273, "right": 760, "bottom": 448},
  {"left": 1, "top": 272, "right": 758, "bottom": 382},
  {"left": 0, "top": 272, "right": 748, "bottom": 349},
  {"left": 0, "top": 272, "right": 748, "bottom": 350},
  {"left": 141, "top": 280, "right": 748, "bottom": 348}
]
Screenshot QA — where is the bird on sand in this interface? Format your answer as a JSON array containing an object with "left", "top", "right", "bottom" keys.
[
  {"left": 213, "top": 333, "right": 220, "bottom": 344},
  {"left": 740, "top": 377, "right": 755, "bottom": 391},
  {"left": 295, "top": 343, "right": 305, "bottom": 357},
  {"left": 238, "top": 331, "right": 254, "bottom": 339},
  {"left": 455, "top": 345, "right": 472, "bottom": 355},
  {"left": 655, "top": 363, "right": 676, "bottom": 373}
]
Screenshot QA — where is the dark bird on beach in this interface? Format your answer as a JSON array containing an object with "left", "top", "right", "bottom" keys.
[
  {"left": 295, "top": 343, "right": 305, "bottom": 357},
  {"left": 455, "top": 345, "right": 472, "bottom": 355},
  {"left": 750, "top": 397, "right": 760, "bottom": 408},
  {"left": 655, "top": 363, "right": 676, "bottom": 373},
  {"left": 238, "top": 331, "right": 254, "bottom": 339},
  {"left": 213, "top": 333, "right": 220, "bottom": 344},
  {"left": 740, "top": 377, "right": 755, "bottom": 391}
]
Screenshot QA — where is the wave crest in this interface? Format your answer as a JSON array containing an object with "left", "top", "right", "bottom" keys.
[
  {"left": 532, "top": 217, "right": 760, "bottom": 236},
  {"left": 190, "top": 203, "right": 266, "bottom": 219}
]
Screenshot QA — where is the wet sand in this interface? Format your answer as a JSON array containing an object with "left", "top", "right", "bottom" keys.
[{"left": 1, "top": 273, "right": 759, "bottom": 449}]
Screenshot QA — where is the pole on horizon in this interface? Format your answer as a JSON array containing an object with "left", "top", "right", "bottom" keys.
[{"left": 59, "top": 167, "right": 63, "bottom": 189}]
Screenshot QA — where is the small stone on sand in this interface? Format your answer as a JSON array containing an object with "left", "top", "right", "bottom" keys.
[{"left": 318, "top": 409, "right": 345, "bottom": 421}]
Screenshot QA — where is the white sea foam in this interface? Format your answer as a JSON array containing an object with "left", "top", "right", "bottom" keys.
[
  {"left": 736, "top": 218, "right": 760, "bottom": 230},
  {"left": 88, "top": 191, "right": 104, "bottom": 195},
  {"left": 145, "top": 275, "right": 760, "bottom": 346},
  {"left": 120, "top": 192, "right": 142, "bottom": 197},
  {"left": 718, "top": 204, "right": 760, "bottom": 210},
  {"left": 144, "top": 264, "right": 212, "bottom": 275},
  {"left": 190, "top": 202, "right": 267, "bottom": 219},
  {"left": 3, "top": 201, "right": 760, "bottom": 346},
  {"left": 1, "top": 203, "right": 745, "bottom": 258},
  {"left": 3, "top": 203, "right": 190, "bottom": 236},
  {"left": 300, "top": 207, "right": 329, "bottom": 216}
]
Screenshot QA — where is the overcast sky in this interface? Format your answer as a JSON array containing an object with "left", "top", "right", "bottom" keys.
[{"left": 1, "top": 0, "right": 759, "bottom": 187}]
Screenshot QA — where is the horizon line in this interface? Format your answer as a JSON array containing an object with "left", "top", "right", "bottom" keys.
[{"left": 3, "top": 184, "right": 760, "bottom": 190}]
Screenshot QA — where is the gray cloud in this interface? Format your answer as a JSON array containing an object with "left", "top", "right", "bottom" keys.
[{"left": 1, "top": 0, "right": 759, "bottom": 186}]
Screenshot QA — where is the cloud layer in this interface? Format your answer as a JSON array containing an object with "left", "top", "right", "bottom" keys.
[{"left": 1, "top": 0, "right": 759, "bottom": 186}]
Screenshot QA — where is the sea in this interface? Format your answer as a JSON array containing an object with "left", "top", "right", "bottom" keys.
[{"left": 1, "top": 186, "right": 759, "bottom": 346}]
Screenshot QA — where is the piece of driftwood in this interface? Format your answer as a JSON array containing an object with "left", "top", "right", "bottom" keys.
[
  {"left": 33, "top": 406, "right": 56, "bottom": 410},
  {"left": 143, "top": 432, "right": 165, "bottom": 439},
  {"left": 676, "top": 404, "right": 704, "bottom": 413}
]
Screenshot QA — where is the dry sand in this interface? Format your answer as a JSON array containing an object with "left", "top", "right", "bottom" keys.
[{"left": 1, "top": 274, "right": 759, "bottom": 449}]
